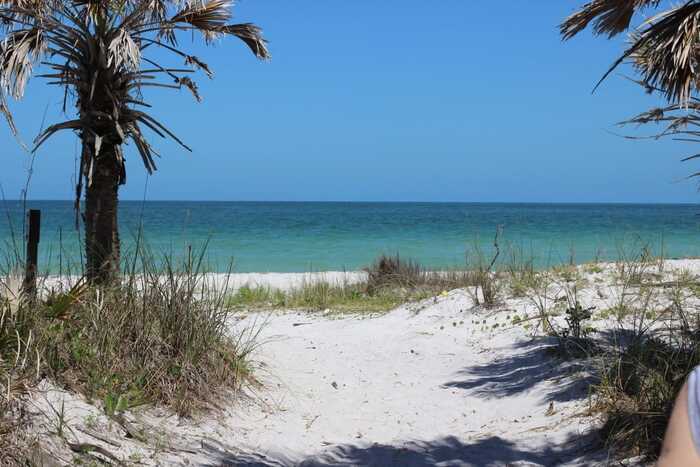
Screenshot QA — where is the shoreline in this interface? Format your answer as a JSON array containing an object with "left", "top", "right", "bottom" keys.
[{"left": 30, "top": 257, "right": 700, "bottom": 293}]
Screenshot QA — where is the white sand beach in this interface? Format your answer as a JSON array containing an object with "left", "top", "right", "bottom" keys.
[{"left": 23, "top": 259, "right": 692, "bottom": 466}]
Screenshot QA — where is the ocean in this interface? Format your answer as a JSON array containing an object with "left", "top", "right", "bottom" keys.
[{"left": 1, "top": 201, "right": 699, "bottom": 273}]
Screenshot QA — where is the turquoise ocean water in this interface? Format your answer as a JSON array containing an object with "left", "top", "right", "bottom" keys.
[{"left": 1, "top": 201, "right": 699, "bottom": 273}]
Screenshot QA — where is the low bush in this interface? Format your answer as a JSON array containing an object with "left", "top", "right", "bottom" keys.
[
  {"left": 0, "top": 246, "right": 258, "bottom": 419},
  {"left": 364, "top": 254, "right": 424, "bottom": 294},
  {"left": 596, "top": 336, "right": 699, "bottom": 458},
  {"left": 588, "top": 250, "right": 700, "bottom": 460}
]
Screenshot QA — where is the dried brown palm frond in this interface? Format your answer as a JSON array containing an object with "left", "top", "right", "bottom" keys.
[
  {"left": 562, "top": 1, "right": 700, "bottom": 180},
  {"left": 608, "top": 4, "right": 700, "bottom": 104},
  {"left": 561, "top": 0, "right": 661, "bottom": 39},
  {"left": 614, "top": 79, "right": 700, "bottom": 177},
  {"left": 563, "top": 1, "right": 700, "bottom": 104},
  {"left": 171, "top": 0, "right": 232, "bottom": 30}
]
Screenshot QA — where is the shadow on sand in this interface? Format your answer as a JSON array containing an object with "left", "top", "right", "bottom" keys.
[
  {"left": 202, "top": 432, "right": 605, "bottom": 466},
  {"left": 442, "top": 336, "right": 598, "bottom": 404}
]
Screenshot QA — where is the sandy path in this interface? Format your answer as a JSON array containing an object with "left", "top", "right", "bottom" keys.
[{"left": 192, "top": 290, "right": 606, "bottom": 466}]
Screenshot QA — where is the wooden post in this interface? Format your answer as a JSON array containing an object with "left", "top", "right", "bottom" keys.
[{"left": 23, "top": 209, "right": 41, "bottom": 298}]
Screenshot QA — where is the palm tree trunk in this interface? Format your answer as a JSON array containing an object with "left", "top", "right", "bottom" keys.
[{"left": 84, "top": 141, "right": 121, "bottom": 284}]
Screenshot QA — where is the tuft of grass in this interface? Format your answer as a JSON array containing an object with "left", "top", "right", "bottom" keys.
[
  {"left": 227, "top": 279, "right": 433, "bottom": 314},
  {"left": 0, "top": 244, "right": 260, "bottom": 420},
  {"left": 583, "top": 263, "right": 605, "bottom": 275},
  {"left": 364, "top": 254, "right": 424, "bottom": 295},
  {"left": 504, "top": 247, "right": 539, "bottom": 298},
  {"left": 0, "top": 265, "right": 41, "bottom": 465},
  {"left": 464, "top": 236, "right": 502, "bottom": 308},
  {"left": 227, "top": 285, "right": 286, "bottom": 309}
]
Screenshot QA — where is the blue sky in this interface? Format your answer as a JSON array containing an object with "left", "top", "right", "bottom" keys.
[{"left": 1, "top": 1, "right": 698, "bottom": 203}]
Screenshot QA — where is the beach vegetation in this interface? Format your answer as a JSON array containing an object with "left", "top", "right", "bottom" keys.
[
  {"left": 504, "top": 246, "right": 539, "bottom": 298},
  {"left": 365, "top": 254, "right": 424, "bottom": 295},
  {"left": 559, "top": 13, "right": 700, "bottom": 450},
  {"left": 535, "top": 248, "right": 700, "bottom": 459},
  {"left": 562, "top": 302, "right": 595, "bottom": 339},
  {"left": 464, "top": 230, "right": 503, "bottom": 308},
  {"left": 583, "top": 263, "right": 605, "bottom": 275},
  {"left": 0, "top": 0, "right": 269, "bottom": 283},
  {"left": 595, "top": 333, "right": 699, "bottom": 459},
  {"left": 227, "top": 280, "right": 435, "bottom": 314},
  {"left": 228, "top": 252, "right": 510, "bottom": 314},
  {"left": 0, "top": 243, "right": 260, "bottom": 467}
]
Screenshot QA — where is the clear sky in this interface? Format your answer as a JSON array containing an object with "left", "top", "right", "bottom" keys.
[{"left": 1, "top": 1, "right": 698, "bottom": 203}]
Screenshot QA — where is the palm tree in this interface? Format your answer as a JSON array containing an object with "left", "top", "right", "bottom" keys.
[
  {"left": 561, "top": 1, "right": 700, "bottom": 173},
  {"left": 0, "top": 0, "right": 269, "bottom": 283}
]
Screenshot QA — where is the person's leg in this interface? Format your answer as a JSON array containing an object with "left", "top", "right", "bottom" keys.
[{"left": 658, "top": 382, "right": 700, "bottom": 466}]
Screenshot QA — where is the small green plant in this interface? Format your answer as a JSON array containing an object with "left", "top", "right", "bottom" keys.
[
  {"left": 49, "top": 399, "right": 69, "bottom": 439},
  {"left": 83, "top": 414, "right": 98, "bottom": 430},
  {"left": 562, "top": 302, "right": 594, "bottom": 339},
  {"left": 103, "top": 391, "right": 138, "bottom": 417},
  {"left": 553, "top": 265, "right": 579, "bottom": 283},
  {"left": 584, "top": 263, "right": 604, "bottom": 275}
]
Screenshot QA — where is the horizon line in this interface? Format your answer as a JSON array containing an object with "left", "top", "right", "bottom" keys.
[{"left": 3, "top": 199, "right": 700, "bottom": 206}]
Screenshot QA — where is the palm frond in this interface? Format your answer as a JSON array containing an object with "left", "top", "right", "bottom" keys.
[
  {"left": 627, "top": 3, "right": 700, "bottom": 104},
  {"left": 0, "top": 27, "right": 47, "bottom": 98},
  {"left": 0, "top": 91, "right": 16, "bottom": 134},
  {"left": 217, "top": 23, "right": 269, "bottom": 59},
  {"left": 108, "top": 28, "right": 141, "bottom": 72},
  {"left": 561, "top": 0, "right": 662, "bottom": 39},
  {"left": 171, "top": 0, "right": 232, "bottom": 30}
]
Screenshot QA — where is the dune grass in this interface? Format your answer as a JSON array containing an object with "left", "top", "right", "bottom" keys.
[
  {"left": 503, "top": 246, "right": 700, "bottom": 461},
  {"left": 0, "top": 245, "right": 259, "bottom": 421},
  {"left": 584, "top": 252, "right": 700, "bottom": 459},
  {"left": 227, "top": 254, "right": 487, "bottom": 314},
  {"left": 227, "top": 281, "right": 435, "bottom": 313}
]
